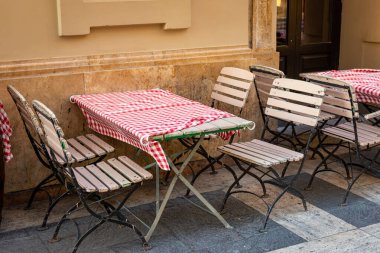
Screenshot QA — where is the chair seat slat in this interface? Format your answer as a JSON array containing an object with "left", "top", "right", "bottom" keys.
[
  {"left": 96, "top": 161, "right": 131, "bottom": 187},
  {"left": 75, "top": 167, "right": 109, "bottom": 192},
  {"left": 107, "top": 158, "right": 143, "bottom": 183},
  {"left": 231, "top": 143, "right": 287, "bottom": 163},
  {"left": 76, "top": 135, "right": 107, "bottom": 156},
  {"left": 72, "top": 167, "right": 97, "bottom": 192},
  {"left": 218, "top": 146, "right": 272, "bottom": 168},
  {"left": 118, "top": 156, "right": 153, "bottom": 180},
  {"left": 86, "top": 134, "right": 115, "bottom": 153},
  {"left": 86, "top": 164, "right": 120, "bottom": 191},
  {"left": 67, "top": 138, "right": 96, "bottom": 159}
]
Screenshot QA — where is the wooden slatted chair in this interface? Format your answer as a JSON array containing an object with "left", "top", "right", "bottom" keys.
[
  {"left": 7, "top": 85, "right": 115, "bottom": 229},
  {"left": 301, "top": 74, "right": 380, "bottom": 205},
  {"left": 179, "top": 67, "right": 253, "bottom": 195},
  {"left": 251, "top": 65, "right": 335, "bottom": 151},
  {"left": 218, "top": 78, "right": 325, "bottom": 231},
  {"left": 32, "top": 100, "right": 152, "bottom": 253}
]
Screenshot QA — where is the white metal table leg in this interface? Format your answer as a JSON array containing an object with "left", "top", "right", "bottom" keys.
[{"left": 144, "top": 135, "right": 232, "bottom": 242}]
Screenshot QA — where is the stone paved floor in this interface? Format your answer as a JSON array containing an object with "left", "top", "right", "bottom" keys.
[{"left": 1, "top": 150, "right": 380, "bottom": 253}]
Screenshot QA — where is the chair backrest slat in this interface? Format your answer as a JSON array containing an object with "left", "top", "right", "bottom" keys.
[
  {"left": 32, "top": 100, "right": 72, "bottom": 164},
  {"left": 220, "top": 67, "right": 253, "bottom": 81},
  {"left": 265, "top": 78, "right": 325, "bottom": 127},
  {"left": 301, "top": 74, "right": 359, "bottom": 119},
  {"left": 7, "top": 85, "right": 44, "bottom": 140},
  {"left": 211, "top": 67, "right": 253, "bottom": 110}
]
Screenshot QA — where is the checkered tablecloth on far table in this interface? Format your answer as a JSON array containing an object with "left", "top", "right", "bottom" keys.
[
  {"left": 317, "top": 69, "right": 380, "bottom": 105},
  {"left": 0, "top": 101, "right": 13, "bottom": 163},
  {"left": 71, "top": 89, "right": 236, "bottom": 171}
]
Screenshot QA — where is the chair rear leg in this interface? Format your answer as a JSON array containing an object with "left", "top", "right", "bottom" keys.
[
  {"left": 39, "top": 189, "right": 72, "bottom": 230},
  {"left": 50, "top": 202, "right": 81, "bottom": 243},
  {"left": 71, "top": 220, "right": 106, "bottom": 253},
  {"left": 25, "top": 173, "right": 55, "bottom": 210},
  {"left": 108, "top": 218, "right": 150, "bottom": 250}
]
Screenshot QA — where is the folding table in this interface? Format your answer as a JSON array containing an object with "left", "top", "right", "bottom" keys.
[
  {"left": 70, "top": 89, "right": 254, "bottom": 241},
  {"left": 301, "top": 69, "right": 380, "bottom": 125}
]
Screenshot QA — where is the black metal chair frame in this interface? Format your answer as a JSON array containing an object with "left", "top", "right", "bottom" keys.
[
  {"left": 220, "top": 112, "right": 318, "bottom": 232},
  {"left": 304, "top": 79, "right": 380, "bottom": 205},
  {"left": 7, "top": 85, "right": 109, "bottom": 230},
  {"left": 33, "top": 101, "right": 149, "bottom": 253},
  {"left": 220, "top": 78, "right": 326, "bottom": 231}
]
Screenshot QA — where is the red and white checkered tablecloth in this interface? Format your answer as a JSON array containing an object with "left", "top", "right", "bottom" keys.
[
  {"left": 0, "top": 101, "right": 13, "bottom": 163},
  {"left": 317, "top": 69, "right": 380, "bottom": 105},
  {"left": 71, "top": 89, "right": 235, "bottom": 171}
]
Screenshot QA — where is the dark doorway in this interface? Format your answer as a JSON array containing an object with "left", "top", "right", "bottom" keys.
[{"left": 276, "top": 0, "right": 342, "bottom": 78}]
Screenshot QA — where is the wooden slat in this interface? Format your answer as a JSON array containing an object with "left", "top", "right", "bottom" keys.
[
  {"left": 356, "top": 123, "right": 380, "bottom": 135},
  {"left": 248, "top": 140, "right": 304, "bottom": 159},
  {"left": 270, "top": 89, "right": 323, "bottom": 105},
  {"left": 225, "top": 144, "right": 282, "bottom": 165},
  {"left": 16, "top": 104, "right": 36, "bottom": 132},
  {"left": 236, "top": 142, "right": 290, "bottom": 161},
  {"left": 324, "top": 87, "right": 350, "bottom": 100},
  {"left": 76, "top": 135, "right": 106, "bottom": 156},
  {"left": 118, "top": 156, "right": 153, "bottom": 180},
  {"left": 46, "top": 135, "right": 66, "bottom": 160},
  {"left": 86, "top": 164, "right": 119, "bottom": 191},
  {"left": 217, "top": 75, "right": 251, "bottom": 90},
  {"left": 218, "top": 146, "right": 272, "bottom": 167},
  {"left": 265, "top": 107, "right": 318, "bottom": 126},
  {"left": 273, "top": 78, "right": 325, "bottom": 95},
  {"left": 213, "top": 84, "right": 248, "bottom": 99},
  {"left": 72, "top": 167, "right": 96, "bottom": 192},
  {"left": 86, "top": 134, "right": 115, "bottom": 153},
  {"left": 232, "top": 143, "right": 287, "bottom": 163},
  {"left": 254, "top": 79, "right": 273, "bottom": 92},
  {"left": 337, "top": 124, "right": 379, "bottom": 140},
  {"left": 75, "top": 167, "right": 109, "bottom": 192},
  {"left": 322, "top": 127, "right": 377, "bottom": 146},
  {"left": 38, "top": 113, "right": 57, "bottom": 134},
  {"left": 211, "top": 92, "right": 245, "bottom": 108},
  {"left": 107, "top": 158, "right": 143, "bottom": 183},
  {"left": 323, "top": 96, "right": 352, "bottom": 110},
  {"left": 267, "top": 98, "right": 320, "bottom": 117},
  {"left": 96, "top": 161, "right": 131, "bottom": 187},
  {"left": 250, "top": 65, "right": 285, "bottom": 78},
  {"left": 221, "top": 67, "right": 254, "bottom": 81},
  {"left": 67, "top": 145, "right": 86, "bottom": 162},
  {"left": 318, "top": 111, "right": 336, "bottom": 121},
  {"left": 320, "top": 104, "right": 355, "bottom": 119},
  {"left": 243, "top": 142, "right": 301, "bottom": 161},
  {"left": 67, "top": 138, "right": 96, "bottom": 159}
]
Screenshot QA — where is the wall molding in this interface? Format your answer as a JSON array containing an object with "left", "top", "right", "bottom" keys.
[{"left": 0, "top": 45, "right": 269, "bottom": 79}]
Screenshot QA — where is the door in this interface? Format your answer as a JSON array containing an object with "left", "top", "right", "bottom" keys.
[{"left": 276, "top": 0, "right": 342, "bottom": 78}]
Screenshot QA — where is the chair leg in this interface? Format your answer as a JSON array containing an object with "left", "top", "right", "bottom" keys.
[
  {"left": 108, "top": 218, "right": 150, "bottom": 250},
  {"left": 260, "top": 186, "right": 290, "bottom": 232},
  {"left": 39, "top": 189, "right": 72, "bottom": 230},
  {"left": 50, "top": 201, "right": 81, "bottom": 243},
  {"left": 25, "top": 173, "right": 55, "bottom": 210},
  {"left": 305, "top": 142, "right": 342, "bottom": 190},
  {"left": 72, "top": 220, "right": 106, "bottom": 253}
]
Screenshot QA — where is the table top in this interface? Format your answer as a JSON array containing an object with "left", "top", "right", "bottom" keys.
[
  {"left": 308, "top": 69, "right": 380, "bottom": 105},
  {"left": 71, "top": 89, "right": 254, "bottom": 170},
  {"left": 0, "top": 100, "right": 13, "bottom": 163}
]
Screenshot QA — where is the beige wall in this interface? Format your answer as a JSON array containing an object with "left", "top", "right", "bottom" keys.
[
  {"left": 0, "top": 0, "right": 278, "bottom": 196},
  {"left": 340, "top": 0, "right": 380, "bottom": 69},
  {"left": 0, "top": 0, "right": 249, "bottom": 61}
]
